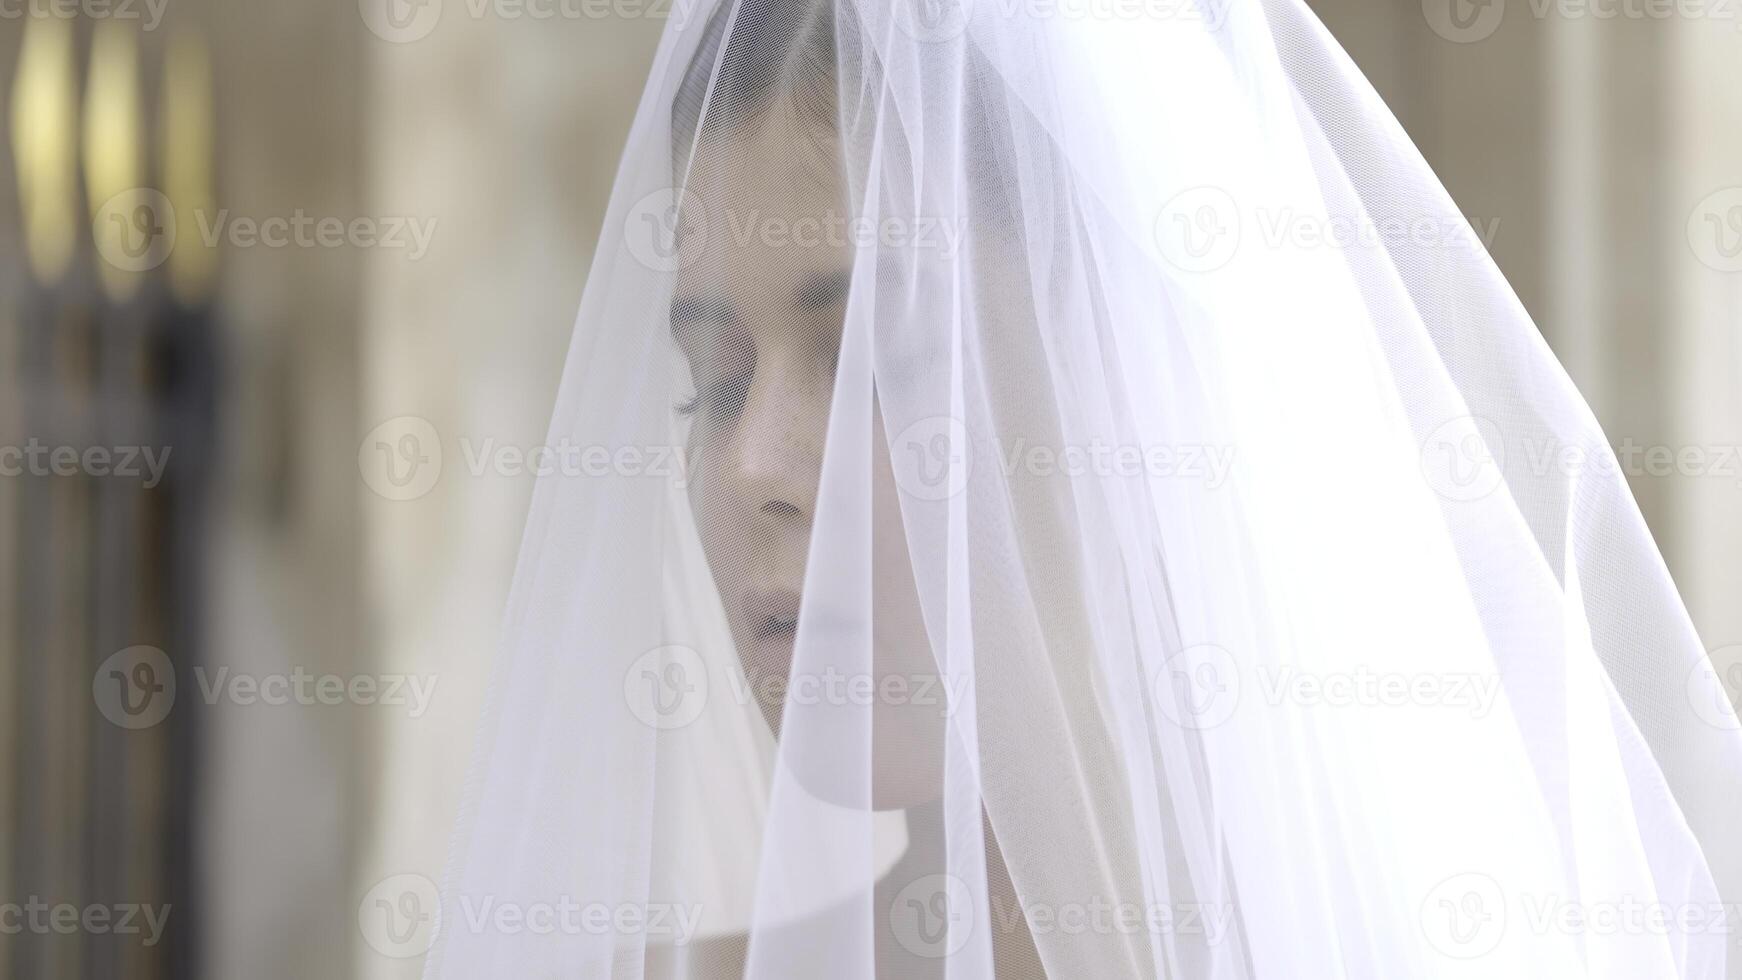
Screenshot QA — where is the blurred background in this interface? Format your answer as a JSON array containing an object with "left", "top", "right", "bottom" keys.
[{"left": 0, "top": 0, "right": 1737, "bottom": 977}]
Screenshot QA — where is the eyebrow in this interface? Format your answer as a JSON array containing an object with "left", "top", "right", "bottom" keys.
[
  {"left": 669, "top": 295, "right": 737, "bottom": 344},
  {"left": 794, "top": 270, "right": 850, "bottom": 311},
  {"left": 670, "top": 271, "right": 850, "bottom": 342}
]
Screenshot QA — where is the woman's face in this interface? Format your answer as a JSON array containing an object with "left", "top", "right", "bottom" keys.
[{"left": 674, "top": 102, "right": 945, "bottom": 808}]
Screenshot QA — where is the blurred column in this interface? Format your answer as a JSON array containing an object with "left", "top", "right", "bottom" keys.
[
  {"left": 7, "top": 17, "right": 102, "bottom": 979},
  {"left": 7, "top": 14, "right": 222, "bottom": 979},
  {"left": 192, "top": 1, "right": 369, "bottom": 977},
  {"left": 352, "top": 6, "right": 661, "bottom": 978},
  {"left": 0, "top": 20, "right": 25, "bottom": 978},
  {"left": 1668, "top": 21, "right": 1742, "bottom": 654}
]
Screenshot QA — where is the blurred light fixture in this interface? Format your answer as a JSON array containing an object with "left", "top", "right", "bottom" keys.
[
  {"left": 10, "top": 15, "right": 79, "bottom": 286},
  {"left": 84, "top": 20, "right": 147, "bottom": 302},
  {"left": 160, "top": 30, "right": 217, "bottom": 307}
]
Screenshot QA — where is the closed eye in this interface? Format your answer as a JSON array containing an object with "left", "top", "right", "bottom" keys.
[
  {"left": 672, "top": 292, "right": 755, "bottom": 419},
  {"left": 677, "top": 373, "right": 752, "bottom": 418}
]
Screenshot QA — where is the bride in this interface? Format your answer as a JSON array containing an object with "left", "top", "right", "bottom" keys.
[{"left": 425, "top": 0, "right": 1742, "bottom": 976}]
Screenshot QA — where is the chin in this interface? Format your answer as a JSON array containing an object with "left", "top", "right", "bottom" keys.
[{"left": 751, "top": 676, "right": 948, "bottom": 812}]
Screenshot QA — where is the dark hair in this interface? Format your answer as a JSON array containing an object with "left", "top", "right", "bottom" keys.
[{"left": 671, "top": 0, "right": 840, "bottom": 180}]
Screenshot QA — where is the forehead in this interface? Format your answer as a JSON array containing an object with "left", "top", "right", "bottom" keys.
[{"left": 678, "top": 107, "right": 850, "bottom": 288}]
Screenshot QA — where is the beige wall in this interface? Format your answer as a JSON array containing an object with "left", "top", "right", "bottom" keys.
[{"left": 353, "top": 12, "right": 663, "bottom": 980}]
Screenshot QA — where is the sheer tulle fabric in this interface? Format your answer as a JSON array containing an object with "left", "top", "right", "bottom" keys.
[{"left": 426, "top": 0, "right": 1742, "bottom": 976}]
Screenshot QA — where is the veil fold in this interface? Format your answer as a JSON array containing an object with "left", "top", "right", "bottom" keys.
[{"left": 426, "top": 0, "right": 1742, "bottom": 976}]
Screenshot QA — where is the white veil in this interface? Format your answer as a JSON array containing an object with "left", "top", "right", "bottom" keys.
[{"left": 424, "top": 0, "right": 1742, "bottom": 976}]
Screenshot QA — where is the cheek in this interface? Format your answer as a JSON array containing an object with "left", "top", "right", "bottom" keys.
[
  {"left": 686, "top": 455, "right": 738, "bottom": 570},
  {"left": 747, "top": 366, "right": 834, "bottom": 465},
  {"left": 869, "top": 403, "right": 948, "bottom": 808},
  {"left": 792, "top": 375, "right": 835, "bottom": 432},
  {"left": 870, "top": 403, "right": 934, "bottom": 664}
]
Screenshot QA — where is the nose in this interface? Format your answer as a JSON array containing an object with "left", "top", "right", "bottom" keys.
[{"left": 722, "top": 370, "right": 824, "bottom": 525}]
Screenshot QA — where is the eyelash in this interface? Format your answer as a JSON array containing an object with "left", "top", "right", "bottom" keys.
[{"left": 676, "top": 376, "right": 751, "bottom": 418}]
